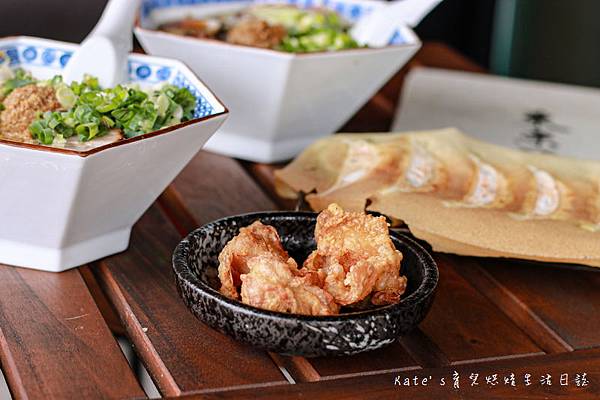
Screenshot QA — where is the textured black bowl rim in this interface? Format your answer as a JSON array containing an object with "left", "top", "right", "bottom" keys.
[{"left": 172, "top": 211, "right": 439, "bottom": 323}]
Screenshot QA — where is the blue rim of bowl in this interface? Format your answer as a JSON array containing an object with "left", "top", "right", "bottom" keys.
[{"left": 172, "top": 210, "right": 439, "bottom": 322}]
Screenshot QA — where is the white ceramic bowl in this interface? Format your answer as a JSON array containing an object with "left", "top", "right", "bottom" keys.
[
  {"left": 135, "top": 0, "right": 420, "bottom": 162},
  {"left": 0, "top": 36, "right": 228, "bottom": 272}
]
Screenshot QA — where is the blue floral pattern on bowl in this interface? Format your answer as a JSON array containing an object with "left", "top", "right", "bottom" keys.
[
  {"left": 0, "top": 42, "right": 216, "bottom": 118},
  {"left": 389, "top": 29, "right": 405, "bottom": 45}
]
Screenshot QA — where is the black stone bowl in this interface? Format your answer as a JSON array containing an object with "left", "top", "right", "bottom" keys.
[{"left": 172, "top": 211, "right": 438, "bottom": 357}]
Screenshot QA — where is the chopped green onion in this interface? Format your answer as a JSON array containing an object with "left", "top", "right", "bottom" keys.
[
  {"left": 0, "top": 68, "right": 37, "bottom": 99},
  {"left": 28, "top": 77, "right": 196, "bottom": 144},
  {"left": 248, "top": 6, "right": 362, "bottom": 53},
  {"left": 55, "top": 85, "right": 77, "bottom": 109}
]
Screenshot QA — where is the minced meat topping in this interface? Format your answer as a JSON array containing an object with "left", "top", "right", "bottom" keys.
[{"left": 0, "top": 84, "right": 61, "bottom": 143}]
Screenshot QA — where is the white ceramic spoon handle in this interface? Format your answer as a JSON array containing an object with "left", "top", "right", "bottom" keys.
[
  {"left": 351, "top": 0, "right": 443, "bottom": 47},
  {"left": 385, "top": 0, "right": 444, "bottom": 27},
  {"left": 86, "top": 0, "right": 140, "bottom": 51},
  {"left": 63, "top": 0, "right": 140, "bottom": 86}
]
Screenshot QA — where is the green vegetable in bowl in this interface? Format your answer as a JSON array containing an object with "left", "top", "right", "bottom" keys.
[
  {"left": 280, "top": 28, "right": 359, "bottom": 53},
  {"left": 249, "top": 5, "right": 361, "bottom": 53},
  {"left": 26, "top": 74, "right": 197, "bottom": 145},
  {"left": 0, "top": 66, "right": 196, "bottom": 146},
  {"left": 0, "top": 68, "right": 37, "bottom": 100},
  {"left": 158, "top": 5, "right": 363, "bottom": 53}
]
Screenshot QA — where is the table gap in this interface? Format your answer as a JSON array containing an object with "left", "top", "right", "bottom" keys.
[
  {"left": 116, "top": 335, "right": 162, "bottom": 398},
  {"left": 475, "top": 259, "right": 600, "bottom": 350},
  {"left": 0, "top": 363, "right": 13, "bottom": 400}
]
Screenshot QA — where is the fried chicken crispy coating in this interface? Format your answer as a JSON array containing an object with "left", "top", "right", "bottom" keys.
[
  {"left": 304, "top": 204, "right": 407, "bottom": 306},
  {"left": 218, "top": 220, "right": 294, "bottom": 299},
  {"left": 218, "top": 221, "right": 338, "bottom": 315},
  {"left": 218, "top": 206, "right": 406, "bottom": 315},
  {"left": 240, "top": 255, "right": 339, "bottom": 315}
]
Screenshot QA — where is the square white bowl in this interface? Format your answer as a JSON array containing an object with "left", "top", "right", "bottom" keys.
[
  {"left": 0, "top": 36, "right": 228, "bottom": 272},
  {"left": 135, "top": 0, "right": 420, "bottom": 162}
]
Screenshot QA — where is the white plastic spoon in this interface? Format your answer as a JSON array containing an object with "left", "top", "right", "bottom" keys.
[
  {"left": 63, "top": 0, "right": 140, "bottom": 87},
  {"left": 350, "top": 0, "right": 444, "bottom": 48}
]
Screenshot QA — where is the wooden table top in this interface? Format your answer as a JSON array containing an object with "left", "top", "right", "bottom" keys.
[{"left": 0, "top": 42, "right": 598, "bottom": 400}]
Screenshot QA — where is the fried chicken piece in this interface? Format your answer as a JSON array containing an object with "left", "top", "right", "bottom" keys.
[
  {"left": 304, "top": 203, "right": 407, "bottom": 306},
  {"left": 218, "top": 220, "right": 338, "bottom": 315},
  {"left": 0, "top": 84, "right": 61, "bottom": 143},
  {"left": 226, "top": 18, "right": 286, "bottom": 49},
  {"left": 240, "top": 255, "right": 339, "bottom": 315},
  {"left": 218, "top": 220, "right": 296, "bottom": 299}
]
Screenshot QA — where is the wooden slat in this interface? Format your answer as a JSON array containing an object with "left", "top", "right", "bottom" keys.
[
  {"left": 309, "top": 344, "right": 419, "bottom": 380},
  {"left": 241, "top": 162, "right": 296, "bottom": 210},
  {"left": 478, "top": 260, "right": 600, "bottom": 350},
  {"left": 95, "top": 204, "right": 287, "bottom": 397},
  {"left": 79, "top": 265, "right": 126, "bottom": 336},
  {"left": 398, "top": 328, "right": 450, "bottom": 368},
  {"left": 0, "top": 266, "right": 145, "bottom": 399},
  {"left": 419, "top": 256, "right": 543, "bottom": 364},
  {"left": 451, "top": 258, "right": 573, "bottom": 353},
  {"left": 185, "top": 348, "right": 600, "bottom": 399},
  {"left": 161, "top": 151, "right": 277, "bottom": 227}
]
